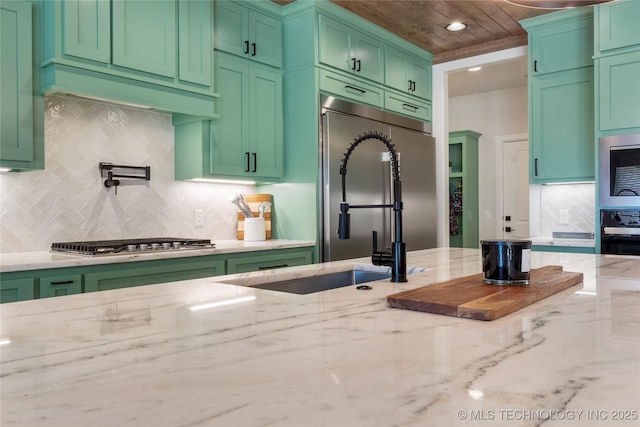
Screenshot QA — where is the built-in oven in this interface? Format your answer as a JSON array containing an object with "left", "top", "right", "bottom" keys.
[
  {"left": 600, "top": 210, "right": 640, "bottom": 256},
  {"left": 599, "top": 133, "right": 640, "bottom": 207}
]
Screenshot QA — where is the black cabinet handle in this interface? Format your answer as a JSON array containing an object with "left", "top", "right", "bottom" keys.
[
  {"left": 402, "top": 103, "right": 418, "bottom": 111},
  {"left": 244, "top": 40, "right": 249, "bottom": 54},
  {"left": 258, "top": 264, "right": 289, "bottom": 270},
  {"left": 351, "top": 58, "right": 356, "bottom": 70},
  {"left": 252, "top": 153, "right": 257, "bottom": 173},
  {"left": 345, "top": 85, "right": 366, "bottom": 94},
  {"left": 408, "top": 80, "right": 412, "bottom": 91},
  {"left": 534, "top": 158, "right": 539, "bottom": 176},
  {"left": 356, "top": 59, "right": 361, "bottom": 72},
  {"left": 50, "top": 280, "right": 74, "bottom": 285},
  {"left": 251, "top": 42, "right": 256, "bottom": 56},
  {"left": 534, "top": 60, "right": 538, "bottom": 73},
  {"left": 411, "top": 80, "right": 416, "bottom": 91},
  {"left": 245, "top": 152, "right": 250, "bottom": 172}
]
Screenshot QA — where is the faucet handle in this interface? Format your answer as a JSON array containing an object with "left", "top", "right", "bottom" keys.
[{"left": 372, "top": 230, "right": 378, "bottom": 253}]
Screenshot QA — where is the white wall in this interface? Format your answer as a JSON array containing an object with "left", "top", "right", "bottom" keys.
[
  {"left": 0, "top": 96, "right": 255, "bottom": 253},
  {"left": 448, "top": 86, "right": 529, "bottom": 241}
]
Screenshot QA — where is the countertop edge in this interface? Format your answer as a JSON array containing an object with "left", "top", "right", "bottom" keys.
[{"left": 0, "top": 240, "right": 316, "bottom": 273}]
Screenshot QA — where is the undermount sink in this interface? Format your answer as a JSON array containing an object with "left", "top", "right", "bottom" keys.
[{"left": 228, "top": 266, "right": 426, "bottom": 295}]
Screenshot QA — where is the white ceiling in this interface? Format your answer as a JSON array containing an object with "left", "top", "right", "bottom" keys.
[{"left": 447, "top": 56, "right": 529, "bottom": 98}]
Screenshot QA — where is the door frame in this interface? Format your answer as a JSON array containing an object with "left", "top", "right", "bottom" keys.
[{"left": 495, "top": 133, "right": 529, "bottom": 239}]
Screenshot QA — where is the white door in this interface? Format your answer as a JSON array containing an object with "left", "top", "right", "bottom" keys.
[{"left": 502, "top": 140, "right": 529, "bottom": 238}]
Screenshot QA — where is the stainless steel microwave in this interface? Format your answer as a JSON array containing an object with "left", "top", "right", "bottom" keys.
[{"left": 599, "top": 133, "right": 640, "bottom": 207}]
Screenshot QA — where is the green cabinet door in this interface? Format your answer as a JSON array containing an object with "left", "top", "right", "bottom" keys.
[
  {"left": 226, "top": 249, "right": 313, "bottom": 274},
  {"left": 212, "top": 53, "right": 283, "bottom": 179},
  {"left": 178, "top": 0, "right": 213, "bottom": 87},
  {"left": 39, "top": 274, "right": 82, "bottom": 298},
  {"left": 1, "top": 0, "right": 35, "bottom": 166},
  {"left": 598, "top": 50, "right": 640, "bottom": 131},
  {"left": 530, "top": 67, "right": 595, "bottom": 183},
  {"left": 596, "top": 0, "right": 640, "bottom": 52},
  {"left": 62, "top": 0, "right": 110, "bottom": 63},
  {"left": 0, "top": 277, "right": 35, "bottom": 303},
  {"left": 384, "top": 90, "right": 431, "bottom": 122},
  {"left": 384, "top": 46, "right": 431, "bottom": 100},
  {"left": 523, "top": 8, "right": 593, "bottom": 75},
  {"left": 318, "top": 15, "right": 383, "bottom": 83},
  {"left": 112, "top": 0, "right": 176, "bottom": 77},
  {"left": 215, "top": 1, "right": 282, "bottom": 68}
]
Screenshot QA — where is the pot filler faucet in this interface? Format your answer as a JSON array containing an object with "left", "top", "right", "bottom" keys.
[{"left": 337, "top": 131, "right": 407, "bottom": 282}]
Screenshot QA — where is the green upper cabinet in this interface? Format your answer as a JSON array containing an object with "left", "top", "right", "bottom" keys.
[
  {"left": 215, "top": 0, "right": 282, "bottom": 68},
  {"left": 212, "top": 53, "right": 283, "bottom": 179},
  {"left": 384, "top": 46, "right": 431, "bottom": 100},
  {"left": 522, "top": 8, "right": 595, "bottom": 184},
  {"left": 1, "top": 0, "right": 43, "bottom": 171},
  {"left": 112, "top": 0, "right": 176, "bottom": 78},
  {"left": 530, "top": 67, "right": 594, "bottom": 183},
  {"left": 318, "top": 14, "right": 384, "bottom": 83},
  {"left": 524, "top": 8, "right": 593, "bottom": 75},
  {"left": 61, "top": 0, "right": 110, "bottom": 63},
  {"left": 40, "top": 0, "right": 215, "bottom": 117},
  {"left": 596, "top": 0, "right": 640, "bottom": 52},
  {"left": 594, "top": 0, "right": 640, "bottom": 132}
]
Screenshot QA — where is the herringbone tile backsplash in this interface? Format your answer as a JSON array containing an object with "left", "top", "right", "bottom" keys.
[{"left": 0, "top": 96, "right": 255, "bottom": 253}]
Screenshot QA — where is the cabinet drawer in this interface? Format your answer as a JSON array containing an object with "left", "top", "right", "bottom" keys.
[
  {"left": 39, "top": 274, "right": 82, "bottom": 298},
  {"left": 384, "top": 91, "right": 431, "bottom": 121},
  {"left": 226, "top": 250, "right": 312, "bottom": 274},
  {"left": 85, "top": 258, "right": 225, "bottom": 293},
  {"left": 319, "top": 69, "right": 383, "bottom": 108},
  {"left": 0, "top": 278, "right": 36, "bottom": 303}
]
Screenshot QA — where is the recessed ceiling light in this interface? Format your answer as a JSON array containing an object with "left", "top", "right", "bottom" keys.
[
  {"left": 446, "top": 22, "right": 467, "bottom": 32},
  {"left": 468, "top": 66, "right": 482, "bottom": 72}
]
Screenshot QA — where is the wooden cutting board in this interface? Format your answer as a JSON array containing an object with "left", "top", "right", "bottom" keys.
[{"left": 386, "top": 265, "right": 583, "bottom": 321}]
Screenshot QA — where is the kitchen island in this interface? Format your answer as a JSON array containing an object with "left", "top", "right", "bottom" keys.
[{"left": 1, "top": 248, "right": 639, "bottom": 426}]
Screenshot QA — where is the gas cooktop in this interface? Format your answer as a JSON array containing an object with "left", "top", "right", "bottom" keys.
[{"left": 51, "top": 238, "right": 215, "bottom": 256}]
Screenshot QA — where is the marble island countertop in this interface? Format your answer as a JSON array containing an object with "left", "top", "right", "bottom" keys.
[
  {"left": 1, "top": 248, "right": 639, "bottom": 427},
  {"left": 0, "top": 239, "right": 315, "bottom": 273}
]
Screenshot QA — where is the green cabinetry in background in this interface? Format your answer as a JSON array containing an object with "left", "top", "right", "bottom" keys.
[
  {"left": 215, "top": 0, "right": 282, "bottom": 68},
  {"left": 521, "top": 8, "right": 595, "bottom": 184},
  {"left": 40, "top": 0, "right": 215, "bottom": 117},
  {"left": 0, "top": 247, "right": 314, "bottom": 303},
  {"left": 448, "top": 130, "right": 480, "bottom": 249},
  {"left": 0, "top": 0, "right": 44, "bottom": 171},
  {"left": 595, "top": 0, "right": 640, "bottom": 132},
  {"left": 211, "top": 53, "right": 283, "bottom": 179}
]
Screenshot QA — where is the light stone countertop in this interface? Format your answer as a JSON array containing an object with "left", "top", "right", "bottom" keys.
[
  {"left": 1, "top": 248, "right": 639, "bottom": 427},
  {"left": 0, "top": 239, "right": 315, "bottom": 273}
]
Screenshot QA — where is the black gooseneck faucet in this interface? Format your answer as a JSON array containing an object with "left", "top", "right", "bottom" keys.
[{"left": 337, "top": 131, "right": 407, "bottom": 282}]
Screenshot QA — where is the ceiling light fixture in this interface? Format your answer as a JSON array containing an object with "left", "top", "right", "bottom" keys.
[
  {"left": 468, "top": 66, "right": 482, "bottom": 72},
  {"left": 446, "top": 22, "right": 467, "bottom": 32},
  {"left": 504, "top": 0, "right": 615, "bottom": 9}
]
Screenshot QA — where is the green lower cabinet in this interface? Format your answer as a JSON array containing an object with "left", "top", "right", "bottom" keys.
[
  {"left": 39, "top": 274, "right": 82, "bottom": 298},
  {"left": 0, "top": 277, "right": 36, "bottom": 303},
  {"left": 84, "top": 257, "right": 225, "bottom": 293},
  {"left": 226, "top": 248, "right": 313, "bottom": 274}
]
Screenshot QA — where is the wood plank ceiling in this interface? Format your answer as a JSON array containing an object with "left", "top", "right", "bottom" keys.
[{"left": 272, "top": 0, "right": 557, "bottom": 63}]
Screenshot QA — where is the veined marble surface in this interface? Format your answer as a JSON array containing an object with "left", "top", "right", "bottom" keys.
[
  {"left": 0, "top": 239, "right": 315, "bottom": 273},
  {"left": 1, "top": 248, "right": 639, "bottom": 427}
]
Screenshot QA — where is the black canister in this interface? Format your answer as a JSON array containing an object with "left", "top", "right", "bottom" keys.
[{"left": 481, "top": 239, "right": 532, "bottom": 286}]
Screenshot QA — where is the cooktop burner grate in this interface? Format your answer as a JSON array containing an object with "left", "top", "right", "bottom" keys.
[{"left": 51, "top": 238, "right": 214, "bottom": 256}]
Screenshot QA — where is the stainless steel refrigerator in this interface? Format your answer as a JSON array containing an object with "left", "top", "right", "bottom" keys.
[{"left": 320, "top": 95, "right": 437, "bottom": 262}]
